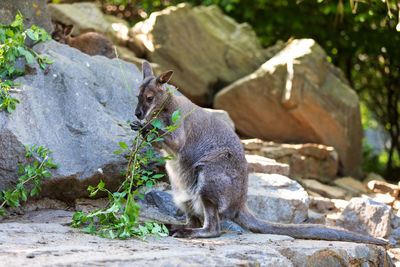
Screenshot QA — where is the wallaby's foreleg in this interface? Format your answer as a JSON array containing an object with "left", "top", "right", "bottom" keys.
[
  {"left": 172, "top": 196, "right": 221, "bottom": 238},
  {"left": 182, "top": 201, "right": 203, "bottom": 228},
  {"left": 130, "top": 121, "right": 155, "bottom": 135}
]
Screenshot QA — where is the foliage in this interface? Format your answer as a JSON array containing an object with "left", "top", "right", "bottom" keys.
[
  {"left": 99, "top": 0, "right": 168, "bottom": 23},
  {"left": 71, "top": 92, "right": 184, "bottom": 239},
  {"left": 0, "top": 80, "right": 20, "bottom": 113},
  {"left": 362, "top": 140, "right": 386, "bottom": 175},
  {"left": 0, "top": 13, "right": 53, "bottom": 113},
  {"left": 0, "top": 13, "right": 51, "bottom": 79},
  {"left": 0, "top": 145, "right": 58, "bottom": 216}
]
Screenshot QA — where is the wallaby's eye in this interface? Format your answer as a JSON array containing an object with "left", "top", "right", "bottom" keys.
[{"left": 146, "top": 96, "right": 154, "bottom": 102}]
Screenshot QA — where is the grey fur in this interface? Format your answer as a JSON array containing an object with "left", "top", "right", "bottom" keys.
[{"left": 133, "top": 62, "right": 388, "bottom": 245}]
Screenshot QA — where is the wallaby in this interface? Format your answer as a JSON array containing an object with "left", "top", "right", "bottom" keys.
[
  {"left": 131, "top": 61, "right": 388, "bottom": 246},
  {"left": 52, "top": 23, "right": 115, "bottom": 59}
]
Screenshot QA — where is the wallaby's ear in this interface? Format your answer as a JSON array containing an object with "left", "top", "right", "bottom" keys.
[
  {"left": 156, "top": 70, "right": 173, "bottom": 84},
  {"left": 63, "top": 25, "right": 73, "bottom": 36},
  {"left": 142, "top": 61, "right": 153, "bottom": 79}
]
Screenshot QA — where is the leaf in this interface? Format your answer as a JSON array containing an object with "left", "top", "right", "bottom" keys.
[
  {"left": 162, "top": 224, "right": 169, "bottom": 235},
  {"left": 125, "top": 194, "right": 140, "bottom": 223},
  {"left": 20, "top": 187, "right": 27, "bottom": 202},
  {"left": 113, "top": 150, "right": 123, "bottom": 154},
  {"left": 82, "top": 223, "right": 96, "bottom": 233},
  {"left": 119, "top": 142, "right": 128, "bottom": 150},
  {"left": 0, "top": 209, "right": 7, "bottom": 216},
  {"left": 145, "top": 180, "right": 152, "bottom": 189},
  {"left": 89, "top": 189, "right": 98, "bottom": 198},
  {"left": 97, "top": 180, "right": 105, "bottom": 189},
  {"left": 146, "top": 148, "right": 154, "bottom": 159},
  {"left": 38, "top": 60, "right": 45, "bottom": 69},
  {"left": 72, "top": 211, "right": 85, "bottom": 221},
  {"left": 30, "top": 186, "right": 38, "bottom": 197},
  {"left": 147, "top": 133, "right": 155, "bottom": 142},
  {"left": 5, "top": 29, "right": 14, "bottom": 37},
  {"left": 108, "top": 230, "right": 115, "bottom": 239},
  {"left": 152, "top": 120, "right": 162, "bottom": 129},
  {"left": 6, "top": 105, "right": 14, "bottom": 113},
  {"left": 25, "top": 29, "right": 39, "bottom": 41},
  {"left": 152, "top": 174, "right": 165, "bottom": 179},
  {"left": 17, "top": 47, "right": 35, "bottom": 64},
  {"left": 138, "top": 225, "right": 149, "bottom": 234},
  {"left": 171, "top": 109, "right": 181, "bottom": 123},
  {"left": 106, "top": 204, "right": 119, "bottom": 213},
  {"left": 42, "top": 170, "right": 52, "bottom": 178}
]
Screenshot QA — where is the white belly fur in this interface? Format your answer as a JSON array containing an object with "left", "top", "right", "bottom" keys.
[{"left": 166, "top": 159, "right": 204, "bottom": 216}]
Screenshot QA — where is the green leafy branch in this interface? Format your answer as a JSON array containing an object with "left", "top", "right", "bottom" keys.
[
  {"left": 0, "top": 145, "right": 58, "bottom": 216},
  {"left": 0, "top": 13, "right": 53, "bottom": 113},
  {"left": 71, "top": 94, "right": 188, "bottom": 239}
]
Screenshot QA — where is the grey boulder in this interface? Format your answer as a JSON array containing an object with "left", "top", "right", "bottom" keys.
[{"left": 0, "top": 40, "right": 141, "bottom": 201}]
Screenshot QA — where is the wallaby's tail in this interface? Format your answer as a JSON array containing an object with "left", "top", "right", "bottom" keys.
[{"left": 233, "top": 205, "right": 388, "bottom": 246}]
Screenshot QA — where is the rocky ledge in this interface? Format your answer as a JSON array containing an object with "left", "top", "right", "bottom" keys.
[{"left": 0, "top": 209, "right": 394, "bottom": 267}]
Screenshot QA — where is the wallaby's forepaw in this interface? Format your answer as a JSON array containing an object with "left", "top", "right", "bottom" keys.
[{"left": 130, "top": 121, "right": 142, "bottom": 131}]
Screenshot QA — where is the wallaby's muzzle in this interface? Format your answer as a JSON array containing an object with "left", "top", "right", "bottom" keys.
[{"left": 135, "top": 108, "right": 144, "bottom": 120}]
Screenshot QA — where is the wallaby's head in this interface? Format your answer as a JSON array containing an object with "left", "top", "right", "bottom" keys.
[
  {"left": 52, "top": 23, "right": 73, "bottom": 44},
  {"left": 135, "top": 62, "right": 173, "bottom": 120}
]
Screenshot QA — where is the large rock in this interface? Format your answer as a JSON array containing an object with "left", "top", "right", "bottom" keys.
[
  {"left": 0, "top": 0, "right": 52, "bottom": 33},
  {"left": 48, "top": 2, "right": 129, "bottom": 46},
  {"left": 247, "top": 173, "right": 309, "bottom": 223},
  {"left": 215, "top": 39, "right": 363, "bottom": 177},
  {"left": 243, "top": 139, "right": 339, "bottom": 182},
  {"left": 0, "top": 40, "right": 141, "bottom": 201},
  {"left": 336, "top": 197, "right": 393, "bottom": 239},
  {"left": 131, "top": 3, "right": 273, "bottom": 106}
]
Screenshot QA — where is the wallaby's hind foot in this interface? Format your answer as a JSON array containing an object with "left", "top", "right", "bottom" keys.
[{"left": 172, "top": 227, "right": 221, "bottom": 238}]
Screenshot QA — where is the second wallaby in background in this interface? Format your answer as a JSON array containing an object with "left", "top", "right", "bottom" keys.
[
  {"left": 132, "top": 61, "right": 388, "bottom": 246},
  {"left": 52, "top": 23, "right": 115, "bottom": 59}
]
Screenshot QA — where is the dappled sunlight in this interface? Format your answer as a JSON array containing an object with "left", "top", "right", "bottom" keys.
[{"left": 111, "top": 22, "right": 129, "bottom": 41}]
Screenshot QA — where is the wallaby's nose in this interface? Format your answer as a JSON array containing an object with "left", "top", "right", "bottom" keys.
[{"left": 135, "top": 110, "right": 143, "bottom": 119}]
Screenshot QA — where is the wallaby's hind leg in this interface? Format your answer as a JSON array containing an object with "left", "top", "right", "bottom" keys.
[{"left": 172, "top": 195, "right": 221, "bottom": 238}]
